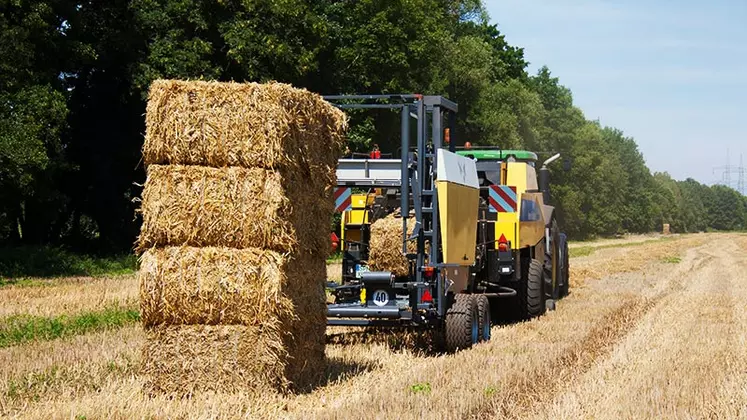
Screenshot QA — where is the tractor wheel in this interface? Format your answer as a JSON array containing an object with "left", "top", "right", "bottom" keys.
[
  {"left": 475, "top": 295, "right": 491, "bottom": 342},
  {"left": 559, "top": 233, "right": 570, "bottom": 297},
  {"left": 445, "top": 294, "right": 479, "bottom": 352},
  {"left": 518, "top": 259, "right": 545, "bottom": 320},
  {"left": 544, "top": 219, "right": 561, "bottom": 301}
]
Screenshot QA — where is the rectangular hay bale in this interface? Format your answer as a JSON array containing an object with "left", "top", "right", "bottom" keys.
[
  {"left": 368, "top": 215, "right": 417, "bottom": 277},
  {"left": 137, "top": 165, "right": 332, "bottom": 253},
  {"left": 143, "top": 80, "right": 347, "bottom": 171},
  {"left": 139, "top": 246, "right": 303, "bottom": 327},
  {"left": 142, "top": 323, "right": 325, "bottom": 396},
  {"left": 140, "top": 248, "right": 328, "bottom": 395},
  {"left": 137, "top": 80, "right": 341, "bottom": 397},
  {"left": 142, "top": 324, "right": 284, "bottom": 395}
]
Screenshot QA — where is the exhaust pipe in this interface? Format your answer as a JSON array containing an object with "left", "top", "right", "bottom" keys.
[{"left": 539, "top": 153, "right": 560, "bottom": 205}]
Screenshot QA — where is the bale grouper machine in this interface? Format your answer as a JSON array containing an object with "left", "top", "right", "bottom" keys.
[{"left": 324, "top": 95, "right": 569, "bottom": 352}]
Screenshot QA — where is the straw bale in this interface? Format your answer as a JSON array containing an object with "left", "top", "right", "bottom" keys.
[
  {"left": 142, "top": 292, "right": 327, "bottom": 396},
  {"left": 143, "top": 80, "right": 347, "bottom": 172},
  {"left": 140, "top": 248, "right": 328, "bottom": 395},
  {"left": 282, "top": 275, "right": 327, "bottom": 392},
  {"left": 139, "top": 246, "right": 302, "bottom": 327},
  {"left": 368, "top": 214, "right": 417, "bottom": 277},
  {"left": 142, "top": 324, "right": 286, "bottom": 396},
  {"left": 137, "top": 165, "right": 332, "bottom": 253}
]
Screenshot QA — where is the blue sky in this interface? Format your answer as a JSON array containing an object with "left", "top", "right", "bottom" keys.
[{"left": 485, "top": 0, "right": 747, "bottom": 187}]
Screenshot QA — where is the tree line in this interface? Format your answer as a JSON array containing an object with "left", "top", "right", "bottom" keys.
[{"left": 1, "top": 0, "right": 744, "bottom": 253}]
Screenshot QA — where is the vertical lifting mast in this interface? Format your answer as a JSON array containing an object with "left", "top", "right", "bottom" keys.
[{"left": 324, "top": 94, "right": 458, "bottom": 325}]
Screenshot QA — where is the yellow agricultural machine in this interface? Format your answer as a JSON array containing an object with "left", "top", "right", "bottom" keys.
[{"left": 324, "top": 95, "right": 569, "bottom": 352}]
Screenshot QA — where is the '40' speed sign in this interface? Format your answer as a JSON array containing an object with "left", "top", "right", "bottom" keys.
[{"left": 371, "top": 290, "right": 389, "bottom": 307}]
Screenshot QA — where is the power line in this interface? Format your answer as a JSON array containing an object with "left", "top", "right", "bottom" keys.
[{"left": 713, "top": 149, "right": 745, "bottom": 195}]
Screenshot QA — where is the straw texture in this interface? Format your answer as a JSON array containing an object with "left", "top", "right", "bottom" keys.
[
  {"left": 140, "top": 248, "right": 328, "bottom": 394},
  {"left": 139, "top": 246, "right": 296, "bottom": 327},
  {"left": 368, "top": 215, "right": 417, "bottom": 277},
  {"left": 138, "top": 79, "right": 343, "bottom": 396},
  {"left": 143, "top": 80, "right": 347, "bottom": 172},
  {"left": 137, "top": 165, "right": 332, "bottom": 254},
  {"left": 142, "top": 324, "right": 287, "bottom": 396}
]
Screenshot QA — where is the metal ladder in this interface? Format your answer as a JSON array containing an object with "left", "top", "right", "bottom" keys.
[{"left": 325, "top": 94, "right": 458, "bottom": 318}]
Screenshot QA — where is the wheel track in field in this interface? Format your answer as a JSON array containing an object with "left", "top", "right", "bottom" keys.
[
  {"left": 539, "top": 236, "right": 746, "bottom": 419},
  {"left": 467, "top": 239, "right": 719, "bottom": 419},
  {"left": 278, "top": 236, "right": 711, "bottom": 419}
]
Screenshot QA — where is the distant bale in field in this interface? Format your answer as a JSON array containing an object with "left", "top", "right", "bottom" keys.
[
  {"left": 143, "top": 80, "right": 347, "bottom": 173},
  {"left": 368, "top": 215, "right": 416, "bottom": 277},
  {"left": 137, "top": 165, "right": 332, "bottom": 254}
]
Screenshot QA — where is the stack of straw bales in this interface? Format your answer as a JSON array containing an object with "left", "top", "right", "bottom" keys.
[{"left": 137, "top": 80, "right": 346, "bottom": 396}]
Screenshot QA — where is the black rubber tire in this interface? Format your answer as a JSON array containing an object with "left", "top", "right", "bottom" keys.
[
  {"left": 475, "top": 295, "right": 491, "bottom": 342},
  {"left": 518, "top": 259, "right": 545, "bottom": 320},
  {"left": 445, "top": 294, "right": 479, "bottom": 352},
  {"left": 544, "top": 219, "right": 561, "bottom": 300},
  {"left": 559, "top": 233, "right": 570, "bottom": 297}
]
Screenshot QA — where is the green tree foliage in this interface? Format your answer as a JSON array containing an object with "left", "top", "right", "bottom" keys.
[
  {"left": 0, "top": 0, "right": 744, "bottom": 251},
  {"left": 0, "top": 86, "right": 69, "bottom": 243},
  {"left": 0, "top": 0, "right": 76, "bottom": 244}
]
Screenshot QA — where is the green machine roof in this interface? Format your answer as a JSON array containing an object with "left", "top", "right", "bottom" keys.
[{"left": 455, "top": 149, "right": 538, "bottom": 161}]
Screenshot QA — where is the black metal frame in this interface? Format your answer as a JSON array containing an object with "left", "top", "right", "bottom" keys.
[{"left": 324, "top": 94, "right": 458, "bottom": 327}]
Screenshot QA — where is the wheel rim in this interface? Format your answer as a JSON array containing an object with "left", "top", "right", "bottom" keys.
[{"left": 483, "top": 310, "right": 491, "bottom": 341}]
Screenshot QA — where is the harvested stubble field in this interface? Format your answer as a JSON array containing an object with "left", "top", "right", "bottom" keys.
[
  {"left": 2, "top": 233, "right": 747, "bottom": 419},
  {"left": 0, "top": 276, "right": 136, "bottom": 319}
]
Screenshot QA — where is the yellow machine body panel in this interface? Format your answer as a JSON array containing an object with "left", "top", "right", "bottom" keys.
[
  {"left": 343, "top": 208, "right": 369, "bottom": 226},
  {"left": 495, "top": 214, "right": 519, "bottom": 249},
  {"left": 495, "top": 161, "right": 545, "bottom": 249},
  {"left": 436, "top": 181, "right": 480, "bottom": 265},
  {"left": 352, "top": 194, "right": 375, "bottom": 209},
  {"left": 436, "top": 149, "right": 480, "bottom": 267}
]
